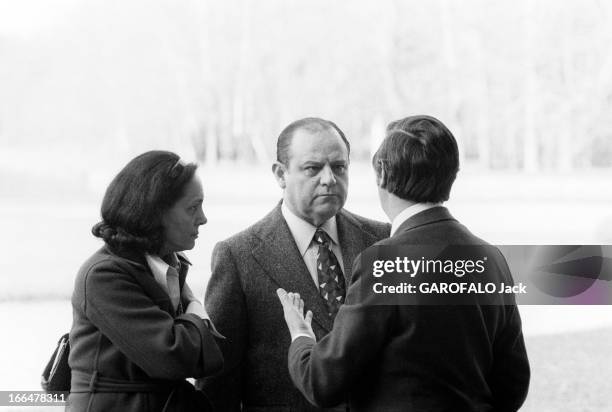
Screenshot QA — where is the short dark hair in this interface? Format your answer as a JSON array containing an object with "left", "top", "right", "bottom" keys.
[
  {"left": 372, "top": 115, "right": 459, "bottom": 203},
  {"left": 92, "top": 150, "right": 198, "bottom": 255},
  {"left": 276, "top": 117, "right": 350, "bottom": 165}
]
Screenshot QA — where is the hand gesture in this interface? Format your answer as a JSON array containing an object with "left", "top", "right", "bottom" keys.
[{"left": 276, "top": 288, "right": 315, "bottom": 341}]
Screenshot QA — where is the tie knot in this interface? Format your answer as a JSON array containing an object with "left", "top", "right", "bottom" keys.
[{"left": 313, "top": 229, "right": 332, "bottom": 246}]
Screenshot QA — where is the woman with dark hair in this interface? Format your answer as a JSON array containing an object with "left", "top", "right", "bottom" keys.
[{"left": 68, "top": 151, "right": 223, "bottom": 412}]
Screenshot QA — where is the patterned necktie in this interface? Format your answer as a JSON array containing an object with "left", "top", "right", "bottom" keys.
[{"left": 313, "top": 228, "right": 346, "bottom": 317}]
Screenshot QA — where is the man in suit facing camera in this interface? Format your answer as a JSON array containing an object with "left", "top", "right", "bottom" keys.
[
  {"left": 278, "top": 115, "right": 530, "bottom": 412},
  {"left": 199, "top": 117, "right": 390, "bottom": 411}
]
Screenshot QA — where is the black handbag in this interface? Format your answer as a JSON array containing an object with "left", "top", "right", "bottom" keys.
[{"left": 41, "top": 333, "right": 71, "bottom": 392}]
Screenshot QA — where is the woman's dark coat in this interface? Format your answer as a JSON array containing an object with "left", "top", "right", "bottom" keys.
[{"left": 68, "top": 246, "right": 223, "bottom": 411}]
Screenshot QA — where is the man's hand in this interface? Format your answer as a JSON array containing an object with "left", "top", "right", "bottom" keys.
[{"left": 276, "top": 288, "right": 316, "bottom": 341}]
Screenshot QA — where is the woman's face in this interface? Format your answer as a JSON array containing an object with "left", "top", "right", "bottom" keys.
[{"left": 160, "top": 175, "right": 207, "bottom": 255}]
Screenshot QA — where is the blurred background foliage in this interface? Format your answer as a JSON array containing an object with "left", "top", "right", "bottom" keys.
[
  {"left": 1, "top": 0, "right": 612, "bottom": 186},
  {"left": 1, "top": 0, "right": 611, "bottom": 296},
  {"left": 1, "top": 4, "right": 611, "bottom": 407}
]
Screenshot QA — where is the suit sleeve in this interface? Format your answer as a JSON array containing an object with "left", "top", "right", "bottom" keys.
[
  {"left": 288, "top": 254, "right": 395, "bottom": 407},
  {"left": 197, "top": 241, "right": 247, "bottom": 412},
  {"left": 83, "top": 262, "right": 223, "bottom": 380},
  {"left": 489, "top": 250, "right": 531, "bottom": 411}
]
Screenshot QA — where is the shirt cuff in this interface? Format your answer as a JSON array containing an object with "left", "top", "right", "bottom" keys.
[
  {"left": 185, "top": 301, "right": 225, "bottom": 339},
  {"left": 292, "top": 333, "right": 316, "bottom": 342},
  {"left": 185, "top": 300, "right": 208, "bottom": 319}
]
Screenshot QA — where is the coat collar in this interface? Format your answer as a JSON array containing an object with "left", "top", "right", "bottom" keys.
[
  {"left": 251, "top": 202, "right": 379, "bottom": 332},
  {"left": 393, "top": 206, "right": 457, "bottom": 235},
  {"left": 100, "top": 245, "right": 186, "bottom": 317}
]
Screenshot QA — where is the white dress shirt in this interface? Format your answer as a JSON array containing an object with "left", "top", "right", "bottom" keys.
[
  {"left": 390, "top": 203, "right": 441, "bottom": 236},
  {"left": 145, "top": 253, "right": 225, "bottom": 340},
  {"left": 281, "top": 202, "right": 346, "bottom": 287},
  {"left": 145, "top": 253, "right": 209, "bottom": 319}
]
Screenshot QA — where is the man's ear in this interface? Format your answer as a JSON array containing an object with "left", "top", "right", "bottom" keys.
[
  {"left": 374, "top": 159, "right": 386, "bottom": 188},
  {"left": 272, "top": 162, "right": 287, "bottom": 189},
  {"left": 376, "top": 168, "right": 386, "bottom": 188}
]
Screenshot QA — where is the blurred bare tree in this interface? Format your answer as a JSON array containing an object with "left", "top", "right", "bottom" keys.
[{"left": 1, "top": 0, "right": 612, "bottom": 174}]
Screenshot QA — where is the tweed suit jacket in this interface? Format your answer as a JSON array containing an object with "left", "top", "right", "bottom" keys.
[
  {"left": 198, "top": 202, "right": 390, "bottom": 411},
  {"left": 288, "top": 206, "right": 530, "bottom": 412}
]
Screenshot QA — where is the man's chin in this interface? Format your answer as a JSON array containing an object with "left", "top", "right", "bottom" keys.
[
  {"left": 312, "top": 204, "right": 344, "bottom": 224},
  {"left": 182, "top": 240, "right": 196, "bottom": 251}
]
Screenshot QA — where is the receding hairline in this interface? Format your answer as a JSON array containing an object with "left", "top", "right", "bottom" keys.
[
  {"left": 291, "top": 122, "right": 343, "bottom": 141},
  {"left": 281, "top": 119, "right": 348, "bottom": 163},
  {"left": 286, "top": 125, "right": 347, "bottom": 162},
  {"left": 295, "top": 119, "right": 335, "bottom": 133}
]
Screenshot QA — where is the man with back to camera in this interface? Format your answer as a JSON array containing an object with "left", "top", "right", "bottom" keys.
[
  {"left": 198, "top": 117, "right": 390, "bottom": 411},
  {"left": 277, "top": 115, "right": 530, "bottom": 411}
]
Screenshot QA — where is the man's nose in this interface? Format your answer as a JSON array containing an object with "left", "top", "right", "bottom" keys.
[{"left": 319, "top": 165, "right": 337, "bottom": 186}]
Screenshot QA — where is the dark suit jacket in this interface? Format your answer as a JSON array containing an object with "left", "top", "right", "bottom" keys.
[
  {"left": 288, "top": 206, "right": 530, "bottom": 412},
  {"left": 198, "top": 203, "right": 390, "bottom": 411},
  {"left": 68, "top": 246, "right": 223, "bottom": 412}
]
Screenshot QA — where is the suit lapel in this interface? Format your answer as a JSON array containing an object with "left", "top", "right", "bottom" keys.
[
  {"left": 133, "top": 266, "right": 176, "bottom": 316},
  {"left": 336, "top": 210, "right": 380, "bottom": 285},
  {"left": 108, "top": 247, "right": 177, "bottom": 316},
  {"left": 177, "top": 253, "right": 191, "bottom": 291},
  {"left": 251, "top": 205, "right": 335, "bottom": 332}
]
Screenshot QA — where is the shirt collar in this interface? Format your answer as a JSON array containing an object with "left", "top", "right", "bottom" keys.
[
  {"left": 281, "top": 202, "right": 339, "bottom": 257},
  {"left": 145, "top": 252, "right": 190, "bottom": 286},
  {"left": 390, "top": 202, "right": 440, "bottom": 236},
  {"left": 176, "top": 252, "right": 191, "bottom": 266},
  {"left": 145, "top": 254, "right": 173, "bottom": 290}
]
